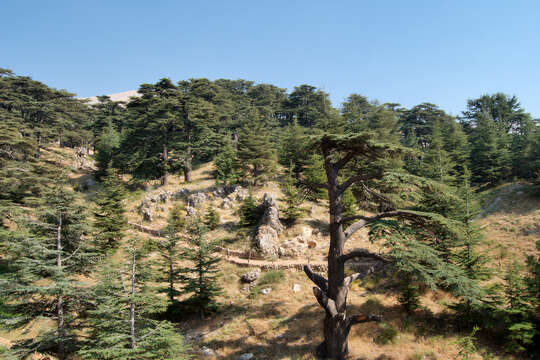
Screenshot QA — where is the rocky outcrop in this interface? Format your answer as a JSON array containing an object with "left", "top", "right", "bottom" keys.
[
  {"left": 241, "top": 268, "right": 261, "bottom": 283},
  {"left": 253, "top": 193, "right": 284, "bottom": 257},
  {"left": 278, "top": 226, "right": 317, "bottom": 258},
  {"left": 188, "top": 192, "right": 207, "bottom": 208}
]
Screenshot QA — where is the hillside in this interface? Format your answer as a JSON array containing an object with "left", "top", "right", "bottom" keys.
[{"left": 2, "top": 149, "right": 538, "bottom": 360}]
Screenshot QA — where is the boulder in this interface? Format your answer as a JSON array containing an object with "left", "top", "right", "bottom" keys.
[
  {"left": 241, "top": 269, "right": 261, "bottom": 283},
  {"left": 139, "top": 205, "right": 155, "bottom": 222},
  {"left": 260, "top": 287, "right": 272, "bottom": 295},
  {"left": 240, "top": 353, "right": 254, "bottom": 360},
  {"left": 220, "top": 197, "right": 234, "bottom": 209},
  {"left": 292, "top": 283, "right": 301, "bottom": 293},
  {"left": 254, "top": 225, "right": 279, "bottom": 257},
  {"left": 188, "top": 192, "right": 207, "bottom": 208},
  {"left": 200, "top": 347, "right": 214, "bottom": 357},
  {"left": 186, "top": 206, "right": 196, "bottom": 216},
  {"left": 260, "top": 193, "right": 283, "bottom": 234}
]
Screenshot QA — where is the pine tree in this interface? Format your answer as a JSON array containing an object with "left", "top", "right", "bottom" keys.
[
  {"left": 1, "top": 186, "right": 94, "bottom": 360},
  {"left": 470, "top": 112, "right": 506, "bottom": 185},
  {"left": 94, "top": 124, "right": 121, "bottom": 179},
  {"left": 451, "top": 168, "right": 491, "bottom": 321},
  {"left": 180, "top": 218, "right": 222, "bottom": 319},
  {"left": 421, "top": 120, "right": 456, "bottom": 184},
  {"left": 281, "top": 166, "right": 307, "bottom": 224},
  {"left": 303, "top": 154, "right": 328, "bottom": 200},
  {"left": 213, "top": 137, "right": 238, "bottom": 185},
  {"left": 204, "top": 206, "right": 220, "bottom": 230},
  {"left": 239, "top": 192, "right": 261, "bottom": 227},
  {"left": 94, "top": 168, "right": 127, "bottom": 251},
  {"left": 80, "top": 238, "right": 189, "bottom": 360},
  {"left": 236, "top": 118, "right": 277, "bottom": 185},
  {"left": 502, "top": 261, "right": 536, "bottom": 353},
  {"left": 278, "top": 120, "right": 309, "bottom": 177}
]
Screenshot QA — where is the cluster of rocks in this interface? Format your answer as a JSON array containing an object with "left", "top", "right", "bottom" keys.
[
  {"left": 138, "top": 185, "right": 248, "bottom": 222},
  {"left": 253, "top": 194, "right": 283, "bottom": 257},
  {"left": 138, "top": 188, "right": 189, "bottom": 221},
  {"left": 278, "top": 227, "right": 319, "bottom": 258},
  {"left": 219, "top": 186, "right": 249, "bottom": 209}
]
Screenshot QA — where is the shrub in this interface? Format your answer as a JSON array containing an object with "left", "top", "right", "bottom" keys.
[{"left": 375, "top": 323, "right": 399, "bottom": 345}]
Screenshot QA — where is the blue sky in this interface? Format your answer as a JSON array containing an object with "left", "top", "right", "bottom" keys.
[{"left": 3, "top": 0, "right": 539, "bottom": 117}]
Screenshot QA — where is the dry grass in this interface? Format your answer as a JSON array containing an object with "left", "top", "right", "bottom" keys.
[{"left": 4, "top": 149, "right": 536, "bottom": 359}]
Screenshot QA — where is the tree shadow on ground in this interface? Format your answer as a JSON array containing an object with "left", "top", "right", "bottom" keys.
[{"left": 305, "top": 219, "right": 329, "bottom": 236}]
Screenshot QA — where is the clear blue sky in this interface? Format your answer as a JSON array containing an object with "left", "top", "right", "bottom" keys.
[{"left": 3, "top": 0, "right": 539, "bottom": 117}]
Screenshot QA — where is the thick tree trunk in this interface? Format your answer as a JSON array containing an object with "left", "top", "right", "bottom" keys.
[
  {"left": 56, "top": 216, "right": 65, "bottom": 360},
  {"left": 322, "top": 155, "right": 350, "bottom": 359}
]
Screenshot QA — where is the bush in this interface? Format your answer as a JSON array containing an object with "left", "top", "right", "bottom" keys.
[
  {"left": 248, "top": 270, "right": 285, "bottom": 299},
  {"left": 239, "top": 193, "right": 262, "bottom": 227},
  {"left": 374, "top": 323, "right": 399, "bottom": 345},
  {"left": 204, "top": 206, "right": 220, "bottom": 230}
]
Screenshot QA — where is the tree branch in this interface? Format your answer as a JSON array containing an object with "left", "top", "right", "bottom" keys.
[
  {"left": 334, "top": 151, "right": 354, "bottom": 170},
  {"left": 337, "top": 175, "right": 363, "bottom": 196},
  {"left": 312, "top": 286, "right": 338, "bottom": 317},
  {"left": 349, "top": 314, "right": 383, "bottom": 326},
  {"left": 343, "top": 210, "right": 418, "bottom": 238},
  {"left": 304, "top": 265, "right": 328, "bottom": 293},
  {"left": 341, "top": 248, "right": 387, "bottom": 263}
]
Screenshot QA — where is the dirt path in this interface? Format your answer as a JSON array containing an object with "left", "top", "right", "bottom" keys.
[{"left": 128, "top": 222, "right": 328, "bottom": 272}]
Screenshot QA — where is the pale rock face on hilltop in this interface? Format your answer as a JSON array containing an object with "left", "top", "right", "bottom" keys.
[{"left": 81, "top": 90, "right": 140, "bottom": 104}]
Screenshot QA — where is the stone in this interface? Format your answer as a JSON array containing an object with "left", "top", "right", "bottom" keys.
[
  {"left": 200, "top": 347, "right": 214, "bottom": 357},
  {"left": 292, "top": 283, "right": 301, "bottom": 293},
  {"left": 139, "top": 205, "right": 154, "bottom": 222},
  {"left": 186, "top": 206, "right": 196, "bottom": 216},
  {"left": 188, "top": 192, "right": 207, "bottom": 208},
  {"left": 241, "top": 268, "right": 261, "bottom": 283},
  {"left": 260, "top": 287, "right": 272, "bottom": 295},
  {"left": 240, "top": 353, "right": 254, "bottom": 360},
  {"left": 307, "top": 239, "right": 318, "bottom": 249},
  {"left": 213, "top": 186, "right": 226, "bottom": 198},
  {"left": 254, "top": 225, "right": 278, "bottom": 256},
  {"left": 300, "top": 226, "right": 312, "bottom": 241},
  {"left": 260, "top": 193, "right": 283, "bottom": 234},
  {"left": 220, "top": 197, "right": 234, "bottom": 209}
]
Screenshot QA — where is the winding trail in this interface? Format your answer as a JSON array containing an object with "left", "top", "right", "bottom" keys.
[{"left": 128, "top": 222, "right": 328, "bottom": 272}]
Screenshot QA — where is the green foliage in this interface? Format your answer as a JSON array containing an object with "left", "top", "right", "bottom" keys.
[
  {"left": 303, "top": 154, "right": 327, "bottom": 200},
  {"left": 94, "top": 125, "right": 121, "bottom": 179},
  {"left": 374, "top": 323, "right": 399, "bottom": 345},
  {"left": 455, "top": 326, "right": 479, "bottom": 360},
  {"left": 278, "top": 121, "right": 309, "bottom": 177},
  {"left": 501, "top": 261, "right": 536, "bottom": 353},
  {"left": 281, "top": 167, "right": 307, "bottom": 224},
  {"left": 79, "top": 238, "right": 189, "bottom": 360},
  {"left": 1, "top": 185, "right": 95, "bottom": 359},
  {"left": 179, "top": 218, "right": 222, "bottom": 318},
  {"left": 204, "top": 206, "right": 220, "bottom": 230},
  {"left": 213, "top": 138, "right": 238, "bottom": 184},
  {"left": 236, "top": 118, "right": 277, "bottom": 185},
  {"left": 94, "top": 169, "right": 127, "bottom": 250},
  {"left": 398, "top": 274, "right": 421, "bottom": 313},
  {"left": 249, "top": 270, "right": 285, "bottom": 298},
  {"left": 239, "top": 192, "right": 262, "bottom": 227}
]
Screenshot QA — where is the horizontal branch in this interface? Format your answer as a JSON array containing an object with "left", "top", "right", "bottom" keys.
[
  {"left": 337, "top": 175, "right": 363, "bottom": 196},
  {"left": 343, "top": 210, "right": 419, "bottom": 238},
  {"left": 341, "top": 248, "right": 387, "bottom": 263},
  {"left": 334, "top": 152, "right": 354, "bottom": 170},
  {"left": 312, "top": 286, "right": 338, "bottom": 317},
  {"left": 349, "top": 314, "right": 382, "bottom": 326},
  {"left": 304, "top": 265, "right": 328, "bottom": 293}
]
